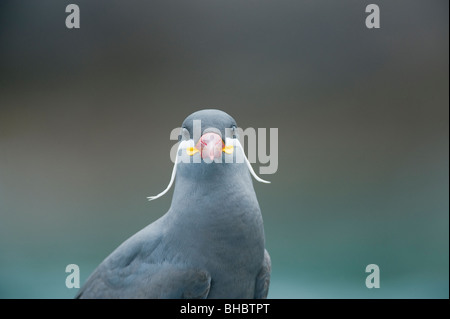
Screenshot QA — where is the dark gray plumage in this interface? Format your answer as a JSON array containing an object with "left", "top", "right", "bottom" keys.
[{"left": 76, "top": 109, "right": 271, "bottom": 299}]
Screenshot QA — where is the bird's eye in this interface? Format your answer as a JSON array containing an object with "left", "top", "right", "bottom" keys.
[
  {"left": 179, "top": 127, "right": 191, "bottom": 141},
  {"left": 231, "top": 125, "right": 237, "bottom": 138},
  {"left": 225, "top": 125, "right": 238, "bottom": 139}
]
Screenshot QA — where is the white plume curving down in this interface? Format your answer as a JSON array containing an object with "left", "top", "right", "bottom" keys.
[{"left": 147, "top": 139, "right": 270, "bottom": 201}]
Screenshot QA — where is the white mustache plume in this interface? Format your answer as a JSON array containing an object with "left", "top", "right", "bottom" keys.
[{"left": 147, "top": 139, "right": 270, "bottom": 201}]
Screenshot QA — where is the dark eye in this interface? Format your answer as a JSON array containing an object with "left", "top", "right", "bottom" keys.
[
  {"left": 231, "top": 125, "right": 237, "bottom": 138},
  {"left": 179, "top": 127, "right": 191, "bottom": 141},
  {"left": 224, "top": 125, "right": 238, "bottom": 139}
]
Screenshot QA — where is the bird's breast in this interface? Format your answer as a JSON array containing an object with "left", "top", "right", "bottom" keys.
[{"left": 166, "top": 169, "right": 266, "bottom": 297}]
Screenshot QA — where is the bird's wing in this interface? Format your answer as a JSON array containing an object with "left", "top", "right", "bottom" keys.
[
  {"left": 76, "top": 263, "right": 211, "bottom": 299},
  {"left": 254, "top": 249, "right": 271, "bottom": 299},
  {"left": 75, "top": 223, "right": 211, "bottom": 299}
]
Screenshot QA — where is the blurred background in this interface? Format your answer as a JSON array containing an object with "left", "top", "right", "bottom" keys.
[{"left": 0, "top": 0, "right": 448, "bottom": 298}]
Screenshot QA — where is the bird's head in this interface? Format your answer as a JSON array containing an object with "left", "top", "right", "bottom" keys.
[
  {"left": 147, "top": 109, "right": 269, "bottom": 201},
  {"left": 179, "top": 109, "right": 237, "bottom": 163}
]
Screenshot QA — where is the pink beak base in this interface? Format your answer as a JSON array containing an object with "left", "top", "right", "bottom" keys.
[{"left": 195, "top": 132, "right": 224, "bottom": 161}]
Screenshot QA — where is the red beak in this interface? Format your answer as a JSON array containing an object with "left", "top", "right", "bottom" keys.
[{"left": 195, "top": 132, "right": 224, "bottom": 161}]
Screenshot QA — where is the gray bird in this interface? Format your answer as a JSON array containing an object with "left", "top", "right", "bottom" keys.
[{"left": 76, "top": 109, "right": 271, "bottom": 299}]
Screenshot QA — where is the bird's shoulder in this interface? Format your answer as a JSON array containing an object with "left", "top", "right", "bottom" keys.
[
  {"left": 75, "top": 217, "right": 165, "bottom": 298},
  {"left": 76, "top": 216, "right": 212, "bottom": 299},
  {"left": 106, "top": 217, "right": 165, "bottom": 268}
]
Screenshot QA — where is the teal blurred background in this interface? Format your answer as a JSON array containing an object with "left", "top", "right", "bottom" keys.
[{"left": 0, "top": 1, "right": 448, "bottom": 298}]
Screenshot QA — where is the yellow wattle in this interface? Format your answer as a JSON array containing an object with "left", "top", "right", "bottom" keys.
[
  {"left": 222, "top": 145, "right": 234, "bottom": 154},
  {"left": 186, "top": 147, "right": 199, "bottom": 156}
]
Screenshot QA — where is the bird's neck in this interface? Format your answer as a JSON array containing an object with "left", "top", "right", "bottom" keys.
[
  {"left": 166, "top": 163, "right": 265, "bottom": 269},
  {"left": 169, "top": 162, "right": 260, "bottom": 220}
]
